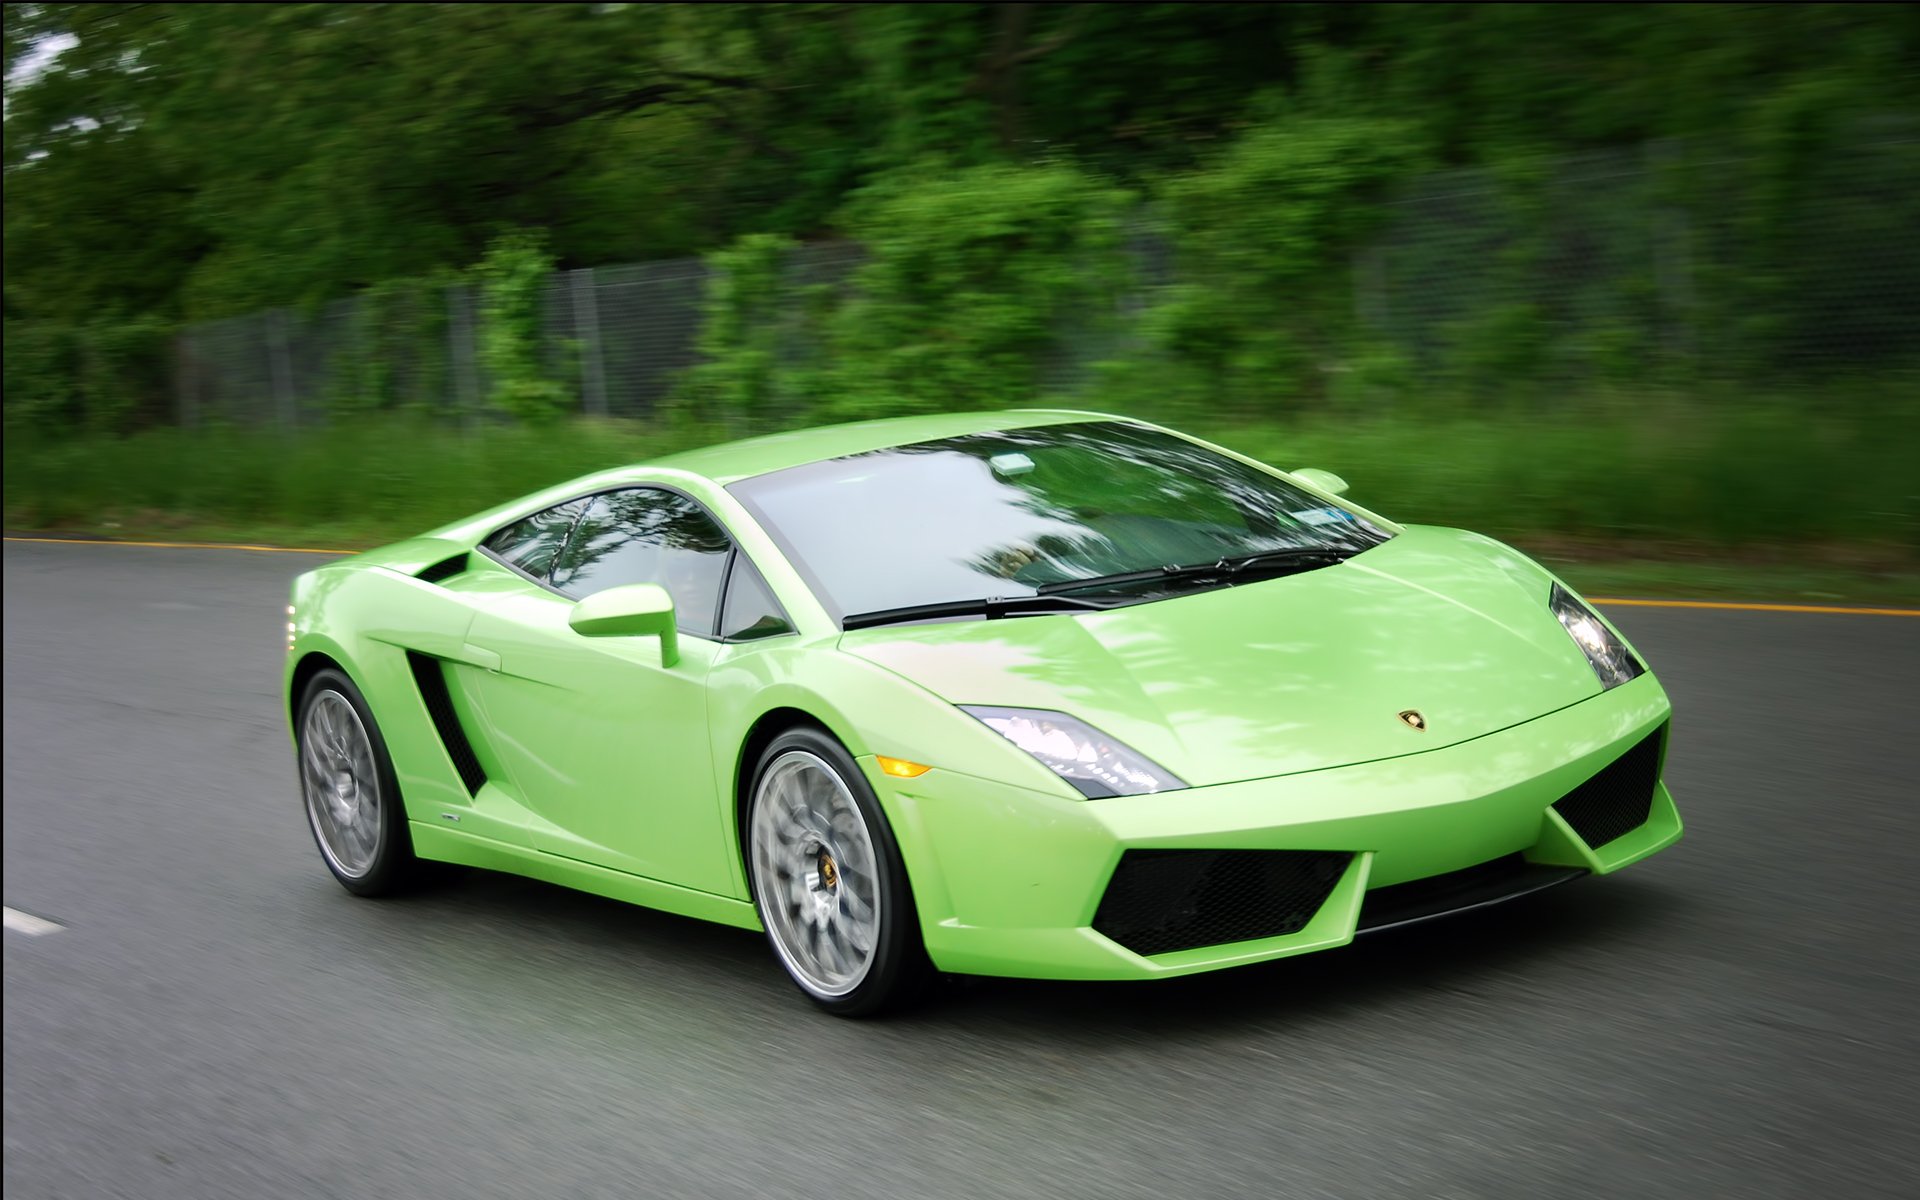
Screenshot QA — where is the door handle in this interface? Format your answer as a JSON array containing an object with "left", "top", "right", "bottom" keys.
[{"left": 451, "top": 643, "right": 502, "bottom": 673}]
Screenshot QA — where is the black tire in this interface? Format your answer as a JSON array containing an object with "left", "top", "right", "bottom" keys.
[
  {"left": 746, "top": 726, "right": 935, "bottom": 1017},
  {"left": 295, "top": 667, "right": 423, "bottom": 897}
]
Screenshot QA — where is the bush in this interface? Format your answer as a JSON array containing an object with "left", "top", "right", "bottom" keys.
[
  {"left": 323, "top": 274, "right": 455, "bottom": 418},
  {"left": 475, "top": 231, "right": 570, "bottom": 422},
  {"left": 816, "top": 161, "right": 1134, "bottom": 419},
  {"left": 675, "top": 234, "right": 804, "bottom": 436},
  {"left": 1111, "top": 114, "right": 1425, "bottom": 418},
  {"left": 2, "top": 317, "right": 175, "bottom": 434}
]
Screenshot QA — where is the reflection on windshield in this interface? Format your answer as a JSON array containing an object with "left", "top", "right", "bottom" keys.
[{"left": 728, "top": 421, "right": 1389, "bottom": 621}]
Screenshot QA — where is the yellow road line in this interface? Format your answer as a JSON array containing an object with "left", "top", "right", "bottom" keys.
[
  {"left": 1589, "top": 597, "right": 1920, "bottom": 617},
  {"left": 7, "top": 535, "right": 1917, "bottom": 615},
  {"left": 4, "top": 535, "right": 352, "bottom": 555}
]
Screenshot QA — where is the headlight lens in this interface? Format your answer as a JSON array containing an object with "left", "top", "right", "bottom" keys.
[
  {"left": 959, "top": 706, "right": 1186, "bottom": 799},
  {"left": 1551, "top": 584, "right": 1644, "bottom": 689}
]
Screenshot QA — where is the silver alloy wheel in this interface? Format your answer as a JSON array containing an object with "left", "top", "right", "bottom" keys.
[
  {"left": 300, "top": 689, "right": 382, "bottom": 878},
  {"left": 750, "top": 750, "right": 883, "bottom": 998}
]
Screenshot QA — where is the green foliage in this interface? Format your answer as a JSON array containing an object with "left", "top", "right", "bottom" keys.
[
  {"left": 4, "top": 3, "right": 1918, "bottom": 441},
  {"left": 815, "top": 162, "right": 1133, "bottom": 418},
  {"left": 676, "top": 234, "right": 802, "bottom": 435},
  {"left": 7, "top": 2, "right": 1916, "bottom": 330},
  {"left": 475, "top": 231, "right": 568, "bottom": 423},
  {"left": 6, "top": 399, "right": 1914, "bottom": 569},
  {"left": 1116, "top": 115, "right": 1425, "bottom": 415},
  {"left": 321, "top": 274, "right": 456, "bottom": 419},
  {"left": 2, "top": 316, "right": 174, "bottom": 435},
  {"left": 1182, "top": 390, "right": 1920, "bottom": 555},
  {"left": 1, "top": 417, "right": 682, "bottom": 545}
]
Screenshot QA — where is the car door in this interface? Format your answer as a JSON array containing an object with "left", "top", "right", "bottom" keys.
[{"left": 462, "top": 485, "right": 735, "bottom": 895}]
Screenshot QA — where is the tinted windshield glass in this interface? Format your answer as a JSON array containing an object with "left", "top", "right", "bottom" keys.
[{"left": 728, "top": 421, "right": 1389, "bottom": 621}]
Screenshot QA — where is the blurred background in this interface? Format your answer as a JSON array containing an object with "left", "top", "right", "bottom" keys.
[{"left": 4, "top": 2, "right": 1917, "bottom": 599}]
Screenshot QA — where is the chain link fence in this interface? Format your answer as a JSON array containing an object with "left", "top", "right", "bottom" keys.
[
  {"left": 173, "top": 132, "right": 1917, "bottom": 428},
  {"left": 176, "top": 243, "right": 866, "bottom": 427},
  {"left": 1356, "top": 129, "right": 1920, "bottom": 394}
]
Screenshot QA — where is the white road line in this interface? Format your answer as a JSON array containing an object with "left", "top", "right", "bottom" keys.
[{"left": 3, "top": 906, "right": 63, "bottom": 936}]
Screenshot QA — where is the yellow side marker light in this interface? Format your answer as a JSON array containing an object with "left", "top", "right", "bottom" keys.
[{"left": 876, "top": 755, "right": 934, "bottom": 779}]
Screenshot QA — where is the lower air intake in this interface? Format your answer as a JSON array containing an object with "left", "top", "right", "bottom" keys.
[
  {"left": 1552, "top": 725, "right": 1665, "bottom": 850},
  {"left": 1093, "top": 849, "right": 1353, "bottom": 957}
]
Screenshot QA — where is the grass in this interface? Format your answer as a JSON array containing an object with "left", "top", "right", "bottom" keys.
[
  {"left": 1193, "top": 399, "right": 1919, "bottom": 554},
  {"left": 6, "top": 400, "right": 1917, "bottom": 606},
  {"left": 4, "top": 417, "right": 691, "bottom": 549},
  {"left": 1525, "top": 557, "right": 1918, "bottom": 607}
]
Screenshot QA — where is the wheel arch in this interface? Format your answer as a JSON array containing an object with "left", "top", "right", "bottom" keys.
[
  {"left": 732, "top": 706, "right": 837, "bottom": 880},
  {"left": 288, "top": 648, "right": 351, "bottom": 732}
]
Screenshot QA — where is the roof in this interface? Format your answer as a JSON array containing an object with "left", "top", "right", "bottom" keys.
[
  {"left": 410, "top": 408, "right": 1133, "bottom": 550},
  {"left": 647, "top": 408, "right": 1123, "bottom": 484}
]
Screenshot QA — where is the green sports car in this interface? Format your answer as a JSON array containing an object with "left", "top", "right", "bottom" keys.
[{"left": 285, "top": 410, "right": 1681, "bottom": 1015}]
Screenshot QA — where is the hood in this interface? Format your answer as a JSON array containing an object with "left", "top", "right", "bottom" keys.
[{"left": 838, "top": 526, "right": 1603, "bottom": 788}]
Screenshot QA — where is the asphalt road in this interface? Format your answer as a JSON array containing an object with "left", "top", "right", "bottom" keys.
[{"left": 5, "top": 539, "right": 1918, "bottom": 1200}]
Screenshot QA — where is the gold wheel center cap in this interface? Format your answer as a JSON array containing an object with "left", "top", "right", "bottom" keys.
[{"left": 819, "top": 852, "right": 838, "bottom": 890}]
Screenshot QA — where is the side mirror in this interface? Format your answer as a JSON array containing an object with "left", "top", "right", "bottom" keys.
[
  {"left": 568, "top": 582, "right": 679, "bottom": 666},
  {"left": 1290, "top": 467, "right": 1349, "bottom": 496}
]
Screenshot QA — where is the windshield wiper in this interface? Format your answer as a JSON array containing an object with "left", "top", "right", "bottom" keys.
[
  {"left": 841, "top": 593, "right": 1112, "bottom": 631},
  {"left": 845, "top": 547, "right": 1372, "bottom": 627},
  {"left": 1036, "top": 546, "right": 1359, "bottom": 597}
]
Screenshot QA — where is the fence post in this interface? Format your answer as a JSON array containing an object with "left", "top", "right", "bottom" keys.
[
  {"left": 1648, "top": 139, "right": 1696, "bottom": 368},
  {"left": 352, "top": 294, "right": 370, "bottom": 417},
  {"left": 176, "top": 332, "right": 198, "bottom": 428},
  {"left": 449, "top": 284, "right": 482, "bottom": 431},
  {"left": 268, "top": 309, "right": 297, "bottom": 429},
  {"left": 573, "top": 267, "right": 608, "bottom": 417},
  {"left": 1352, "top": 244, "right": 1389, "bottom": 332}
]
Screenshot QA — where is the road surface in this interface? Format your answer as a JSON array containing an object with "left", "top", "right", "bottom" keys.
[{"left": 5, "top": 540, "right": 1917, "bottom": 1199}]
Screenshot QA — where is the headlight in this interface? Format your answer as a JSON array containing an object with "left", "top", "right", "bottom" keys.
[
  {"left": 960, "top": 706, "right": 1186, "bottom": 798},
  {"left": 1551, "top": 584, "right": 1644, "bottom": 689}
]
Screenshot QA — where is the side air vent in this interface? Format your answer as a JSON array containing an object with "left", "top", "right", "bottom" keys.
[
  {"left": 416, "top": 553, "right": 469, "bottom": 584},
  {"left": 405, "top": 651, "right": 487, "bottom": 795}
]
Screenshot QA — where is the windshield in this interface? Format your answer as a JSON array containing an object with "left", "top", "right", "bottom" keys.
[{"left": 727, "top": 421, "right": 1391, "bottom": 623}]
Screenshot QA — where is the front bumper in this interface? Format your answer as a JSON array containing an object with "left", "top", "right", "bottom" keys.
[{"left": 862, "top": 674, "right": 1679, "bottom": 981}]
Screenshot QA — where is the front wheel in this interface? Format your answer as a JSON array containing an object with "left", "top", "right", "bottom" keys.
[
  {"left": 296, "top": 667, "right": 421, "bottom": 897},
  {"left": 747, "top": 728, "right": 933, "bottom": 1017}
]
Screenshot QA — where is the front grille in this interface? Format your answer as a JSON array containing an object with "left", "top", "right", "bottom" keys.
[
  {"left": 1092, "top": 849, "right": 1352, "bottom": 957},
  {"left": 406, "top": 651, "right": 487, "bottom": 796},
  {"left": 1552, "top": 725, "right": 1665, "bottom": 850},
  {"left": 1356, "top": 853, "right": 1585, "bottom": 934}
]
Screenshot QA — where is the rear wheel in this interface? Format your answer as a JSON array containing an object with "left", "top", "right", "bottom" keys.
[
  {"left": 297, "top": 667, "right": 420, "bottom": 896},
  {"left": 747, "top": 728, "right": 933, "bottom": 1017}
]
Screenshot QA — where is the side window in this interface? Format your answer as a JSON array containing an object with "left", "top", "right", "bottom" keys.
[
  {"left": 720, "top": 554, "right": 796, "bottom": 641},
  {"left": 482, "top": 498, "right": 589, "bottom": 581},
  {"left": 550, "top": 488, "right": 732, "bottom": 635}
]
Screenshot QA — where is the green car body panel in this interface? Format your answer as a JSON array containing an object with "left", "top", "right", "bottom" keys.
[{"left": 285, "top": 409, "right": 1680, "bottom": 981}]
